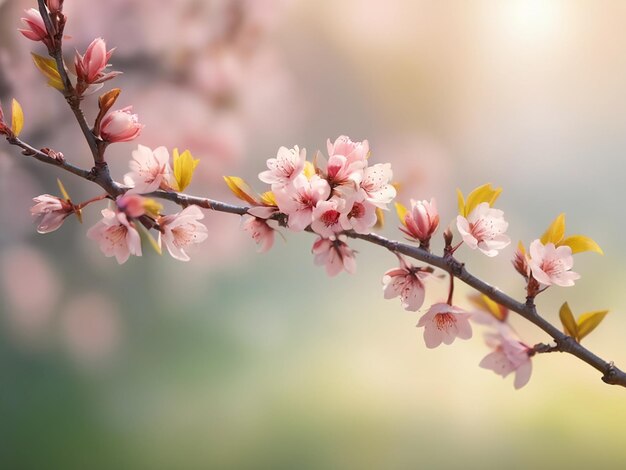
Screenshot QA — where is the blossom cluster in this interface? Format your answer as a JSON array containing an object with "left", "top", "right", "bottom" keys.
[
  {"left": 230, "top": 135, "right": 396, "bottom": 275},
  {"left": 3, "top": 1, "right": 610, "bottom": 391}
]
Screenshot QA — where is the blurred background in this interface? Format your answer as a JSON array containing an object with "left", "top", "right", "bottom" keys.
[{"left": 1, "top": 0, "right": 626, "bottom": 468}]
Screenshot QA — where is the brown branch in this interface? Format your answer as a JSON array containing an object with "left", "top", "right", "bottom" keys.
[{"left": 5, "top": 133, "right": 626, "bottom": 388}]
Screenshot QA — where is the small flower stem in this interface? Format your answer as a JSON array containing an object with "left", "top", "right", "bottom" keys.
[
  {"left": 76, "top": 194, "right": 109, "bottom": 210},
  {"left": 446, "top": 273, "right": 455, "bottom": 306}
]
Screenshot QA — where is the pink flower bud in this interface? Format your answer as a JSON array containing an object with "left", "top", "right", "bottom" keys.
[
  {"left": 116, "top": 194, "right": 146, "bottom": 218},
  {"left": 31, "top": 194, "right": 73, "bottom": 233},
  {"left": 401, "top": 198, "right": 439, "bottom": 247},
  {"left": 18, "top": 9, "right": 48, "bottom": 43},
  {"left": 99, "top": 106, "right": 143, "bottom": 143},
  {"left": 46, "top": 0, "right": 63, "bottom": 14},
  {"left": 75, "top": 38, "right": 119, "bottom": 87}
]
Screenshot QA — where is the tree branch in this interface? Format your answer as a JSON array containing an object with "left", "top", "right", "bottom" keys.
[{"left": 5, "top": 133, "right": 626, "bottom": 388}]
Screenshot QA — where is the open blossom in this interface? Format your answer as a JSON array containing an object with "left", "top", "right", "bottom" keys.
[
  {"left": 259, "top": 146, "right": 306, "bottom": 187},
  {"left": 479, "top": 327, "right": 532, "bottom": 389},
  {"left": 274, "top": 175, "right": 330, "bottom": 231},
  {"left": 400, "top": 198, "right": 439, "bottom": 245},
  {"left": 417, "top": 302, "right": 472, "bottom": 348},
  {"left": 31, "top": 194, "right": 73, "bottom": 233},
  {"left": 456, "top": 202, "right": 510, "bottom": 257},
  {"left": 87, "top": 208, "right": 142, "bottom": 264},
  {"left": 124, "top": 145, "right": 172, "bottom": 194},
  {"left": 312, "top": 237, "right": 356, "bottom": 277},
  {"left": 75, "top": 38, "right": 120, "bottom": 89},
  {"left": 311, "top": 198, "right": 346, "bottom": 238},
  {"left": 528, "top": 239, "right": 580, "bottom": 287},
  {"left": 359, "top": 163, "right": 396, "bottom": 209},
  {"left": 382, "top": 258, "right": 431, "bottom": 311},
  {"left": 242, "top": 216, "right": 275, "bottom": 253},
  {"left": 158, "top": 205, "right": 208, "bottom": 262},
  {"left": 339, "top": 196, "right": 377, "bottom": 234},
  {"left": 100, "top": 106, "right": 143, "bottom": 143},
  {"left": 18, "top": 9, "right": 49, "bottom": 45},
  {"left": 327, "top": 135, "right": 369, "bottom": 166}
]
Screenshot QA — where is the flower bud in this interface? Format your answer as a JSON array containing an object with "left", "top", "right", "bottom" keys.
[
  {"left": 512, "top": 242, "right": 530, "bottom": 278},
  {"left": 46, "top": 0, "right": 63, "bottom": 14},
  {"left": 99, "top": 106, "right": 143, "bottom": 143},
  {"left": 18, "top": 9, "right": 49, "bottom": 43},
  {"left": 75, "top": 38, "right": 120, "bottom": 92},
  {"left": 31, "top": 194, "right": 73, "bottom": 233},
  {"left": 401, "top": 198, "right": 439, "bottom": 247}
]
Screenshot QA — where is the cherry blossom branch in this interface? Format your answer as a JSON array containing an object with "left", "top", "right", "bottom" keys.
[{"left": 4, "top": 131, "right": 625, "bottom": 388}]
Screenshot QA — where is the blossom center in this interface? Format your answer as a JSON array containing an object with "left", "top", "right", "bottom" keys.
[
  {"left": 349, "top": 202, "right": 365, "bottom": 219},
  {"left": 435, "top": 312, "right": 456, "bottom": 331},
  {"left": 321, "top": 209, "right": 340, "bottom": 227}
]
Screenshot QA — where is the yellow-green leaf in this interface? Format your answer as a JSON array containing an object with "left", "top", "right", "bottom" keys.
[
  {"left": 374, "top": 207, "right": 385, "bottom": 229},
  {"left": 577, "top": 310, "right": 609, "bottom": 341},
  {"left": 540, "top": 213, "right": 566, "bottom": 245},
  {"left": 11, "top": 99, "right": 24, "bottom": 137},
  {"left": 456, "top": 188, "right": 465, "bottom": 216},
  {"left": 31, "top": 53, "right": 64, "bottom": 91},
  {"left": 260, "top": 191, "right": 277, "bottom": 207},
  {"left": 464, "top": 183, "right": 502, "bottom": 217},
  {"left": 56, "top": 178, "right": 71, "bottom": 201},
  {"left": 517, "top": 240, "right": 526, "bottom": 256},
  {"left": 142, "top": 198, "right": 163, "bottom": 219},
  {"left": 172, "top": 148, "right": 200, "bottom": 192},
  {"left": 559, "top": 302, "right": 578, "bottom": 339},
  {"left": 395, "top": 202, "right": 408, "bottom": 227},
  {"left": 560, "top": 235, "right": 603, "bottom": 255},
  {"left": 223, "top": 176, "right": 259, "bottom": 205},
  {"left": 135, "top": 222, "right": 162, "bottom": 255}
]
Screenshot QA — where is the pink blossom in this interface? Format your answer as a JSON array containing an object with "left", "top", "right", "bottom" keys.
[
  {"left": 273, "top": 175, "right": 330, "bottom": 231},
  {"left": 18, "top": 9, "right": 49, "bottom": 44},
  {"left": 75, "top": 38, "right": 120, "bottom": 88},
  {"left": 339, "top": 195, "right": 377, "bottom": 234},
  {"left": 87, "top": 208, "right": 142, "bottom": 264},
  {"left": 258, "top": 145, "right": 306, "bottom": 187},
  {"left": 527, "top": 239, "right": 580, "bottom": 287},
  {"left": 311, "top": 198, "right": 345, "bottom": 238},
  {"left": 456, "top": 202, "right": 510, "bottom": 257},
  {"left": 382, "top": 258, "right": 431, "bottom": 311},
  {"left": 312, "top": 237, "right": 356, "bottom": 277},
  {"left": 359, "top": 163, "right": 396, "bottom": 209},
  {"left": 327, "top": 135, "right": 369, "bottom": 167},
  {"left": 99, "top": 106, "right": 143, "bottom": 143},
  {"left": 479, "top": 327, "right": 532, "bottom": 389},
  {"left": 242, "top": 216, "right": 275, "bottom": 253},
  {"left": 158, "top": 205, "right": 208, "bottom": 261},
  {"left": 116, "top": 193, "right": 147, "bottom": 218},
  {"left": 322, "top": 154, "right": 365, "bottom": 188},
  {"left": 124, "top": 145, "right": 171, "bottom": 194},
  {"left": 417, "top": 302, "right": 472, "bottom": 348},
  {"left": 31, "top": 194, "right": 73, "bottom": 233},
  {"left": 400, "top": 198, "right": 439, "bottom": 244}
]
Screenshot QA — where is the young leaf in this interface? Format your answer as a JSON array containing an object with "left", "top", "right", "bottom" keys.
[
  {"left": 395, "top": 202, "right": 408, "bottom": 227},
  {"left": 540, "top": 213, "right": 566, "bottom": 245},
  {"left": 303, "top": 161, "right": 316, "bottom": 179},
  {"left": 456, "top": 188, "right": 465, "bottom": 216},
  {"left": 464, "top": 183, "right": 502, "bottom": 217},
  {"left": 260, "top": 191, "right": 277, "bottom": 207},
  {"left": 31, "top": 53, "right": 64, "bottom": 90},
  {"left": 559, "top": 302, "right": 578, "bottom": 339},
  {"left": 577, "top": 310, "right": 609, "bottom": 341},
  {"left": 374, "top": 207, "right": 385, "bottom": 229},
  {"left": 173, "top": 148, "right": 200, "bottom": 192},
  {"left": 11, "top": 99, "right": 24, "bottom": 137},
  {"left": 135, "top": 222, "right": 162, "bottom": 255},
  {"left": 223, "top": 176, "right": 259, "bottom": 205},
  {"left": 560, "top": 235, "right": 603, "bottom": 255}
]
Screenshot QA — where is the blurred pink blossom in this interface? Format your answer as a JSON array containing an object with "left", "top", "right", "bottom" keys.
[{"left": 87, "top": 208, "right": 142, "bottom": 264}]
